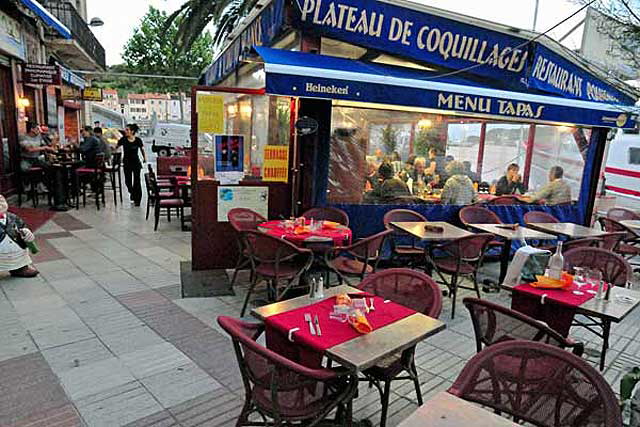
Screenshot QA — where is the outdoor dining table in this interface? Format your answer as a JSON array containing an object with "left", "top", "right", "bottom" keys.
[
  {"left": 501, "top": 279, "right": 640, "bottom": 370},
  {"left": 390, "top": 221, "right": 472, "bottom": 242},
  {"left": 467, "top": 223, "right": 555, "bottom": 284},
  {"left": 526, "top": 222, "right": 607, "bottom": 239},
  {"left": 620, "top": 220, "right": 640, "bottom": 230},
  {"left": 251, "top": 284, "right": 446, "bottom": 372},
  {"left": 258, "top": 219, "right": 352, "bottom": 247},
  {"left": 397, "top": 391, "right": 518, "bottom": 427}
]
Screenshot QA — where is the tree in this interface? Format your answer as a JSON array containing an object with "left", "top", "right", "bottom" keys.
[
  {"left": 165, "top": 0, "right": 257, "bottom": 53},
  {"left": 381, "top": 124, "right": 397, "bottom": 155},
  {"left": 574, "top": 0, "right": 640, "bottom": 71},
  {"left": 121, "top": 6, "right": 213, "bottom": 93}
]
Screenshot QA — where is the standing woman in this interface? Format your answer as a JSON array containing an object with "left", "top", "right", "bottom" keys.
[{"left": 118, "top": 124, "right": 146, "bottom": 206}]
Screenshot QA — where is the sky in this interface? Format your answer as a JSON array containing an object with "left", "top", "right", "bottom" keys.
[{"left": 87, "top": 0, "right": 587, "bottom": 66}]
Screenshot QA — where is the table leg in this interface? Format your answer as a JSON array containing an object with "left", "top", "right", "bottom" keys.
[
  {"left": 600, "top": 319, "right": 611, "bottom": 371},
  {"left": 499, "top": 239, "right": 512, "bottom": 284}
]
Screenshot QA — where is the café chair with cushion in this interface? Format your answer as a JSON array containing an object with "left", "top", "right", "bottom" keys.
[
  {"left": 75, "top": 153, "right": 106, "bottom": 210},
  {"left": 607, "top": 206, "right": 640, "bottom": 222},
  {"left": 523, "top": 211, "right": 560, "bottom": 224},
  {"left": 148, "top": 174, "right": 184, "bottom": 231},
  {"left": 463, "top": 297, "right": 584, "bottom": 356},
  {"left": 383, "top": 209, "right": 428, "bottom": 267},
  {"left": 599, "top": 217, "right": 640, "bottom": 268},
  {"left": 144, "top": 173, "right": 178, "bottom": 221},
  {"left": 228, "top": 208, "right": 267, "bottom": 288},
  {"left": 18, "top": 167, "right": 48, "bottom": 208},
  {"left": 563, "top": 247, "right": 631, "bottom": 287},
  {"left": 217, "top": 316, "right": 356, "bottom": 427},
  {"left": 241, "top": 231, "right": 313, "bottom": 316},
  {"left": 325, "top": 229, "right": 392, "bottom": 285},
  {"left": 358, "top": 268, "right": 442, "bottom": 427},
  {"left": 302, "top": 206, "right": 349, "bottom": 227},
  {"left": 426, "top": 233, "right": 495, "bottom": 319},
  {"left": 104, "top": 152, "right": 123, "bottom": 205},
  {"left": 448, "top": 340, "right": 621, "bottom": 427}
]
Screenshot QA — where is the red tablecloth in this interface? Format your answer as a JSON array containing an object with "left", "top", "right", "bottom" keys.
[
  {"left": 265, "top": 293, "right": 415, "bottom": 367},
  {"left": 512, "top": 281, "right": 607, "bottom": 336},
  {"left": 259, "top": 220, "right": 352, "bottom": 246}
]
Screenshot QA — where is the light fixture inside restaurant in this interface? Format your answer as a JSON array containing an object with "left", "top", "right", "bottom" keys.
[
  {"left": 227, "top": 105, "right": 238, "bottom": 115},
  {"left": 89, "top": 17, "right": 104, "bottom": 27},
  {"left": 17, "top": 97, "right": 30, "bottom": 108},
  {"left": 417, "top": 119, "right": 432, "bottom": 129}
]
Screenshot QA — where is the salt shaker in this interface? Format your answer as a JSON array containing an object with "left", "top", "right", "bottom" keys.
[
  {"left": 317, "top": 277, "right": 325, "bottom": 299},
  {"left": 596, "top": 280, "right": 604, "bottom": 300},
  {"left": 309, "top": 278, "right": 317, "bottom": 299}
]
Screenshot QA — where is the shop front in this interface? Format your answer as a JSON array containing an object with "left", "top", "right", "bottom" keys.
[{"left": 190, "top": 0, "right": 639, "bottom": 276}]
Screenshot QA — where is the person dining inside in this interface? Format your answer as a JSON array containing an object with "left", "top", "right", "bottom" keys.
[
  {"left": 365, "top": 162, "right": 410, "bottom": 203},
  {"left": 440, "top": 161, "right": 477, "bottom": 205},
  {"left": 408, "top": 156, "right": 432, "bottom": 194},
  {"left": 495, "top": 163, "right": 527, "bottom": 196},
  {"left": 426, "top": 147, "right": 446, "bottom": 186},
  {"left": 525, "top": 165, "right": 572, "bottom": 205}
]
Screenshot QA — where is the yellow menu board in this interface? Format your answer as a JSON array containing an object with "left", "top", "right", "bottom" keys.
[
  {"left": 263, "top": 145, "right": 289, "bottom": 183},
  {"left": 196, "top": 94, "right": 224, "bottom": 134}
]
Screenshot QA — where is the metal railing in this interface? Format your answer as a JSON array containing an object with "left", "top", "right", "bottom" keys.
[{"left": 42, "top": 0, "right": 106, "bottom": 69}]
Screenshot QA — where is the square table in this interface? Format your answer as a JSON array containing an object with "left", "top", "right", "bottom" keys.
[
  {"left": 398, "top": 392, "right": 518, "bottom": 427},
  {"left": 467, "top": 223, "right": 555, "bottom": 284},
  {"left": 390, "top": 221, "right": 472, "bottom": 242},
  {"left": 501, "top": 280, "right": 640, "bottom": 370},
  {"left": 526, "top": 222, "right": 607, "bottom": 239},
  {"left": 251, "top": 284, "right": 446, "bottom": 372}
]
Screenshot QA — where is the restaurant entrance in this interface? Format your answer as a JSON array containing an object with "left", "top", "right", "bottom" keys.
[{"left": 0, "top": 64, "right": 18, "bottom": 193}]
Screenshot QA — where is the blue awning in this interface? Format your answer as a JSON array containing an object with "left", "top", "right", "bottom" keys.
[
  {"left": 21, "top": 0, "right": 72, "bottom": 39},
  {"left": 256, "top": 47, "right": 639, "bottom": 129}
]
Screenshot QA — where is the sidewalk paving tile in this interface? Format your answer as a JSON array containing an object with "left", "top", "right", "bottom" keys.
[
  {"left": 119, "top": 342, "right": 191, "bottom": 380},
  {"left": 140, "top": 362, "right": 222, "bottom": 407},
  {"left": 58, "top": 357, "right": 136, "bottom": 401},
  {"left": 43, "top": 338, "right": 113, "bottom": 374}
]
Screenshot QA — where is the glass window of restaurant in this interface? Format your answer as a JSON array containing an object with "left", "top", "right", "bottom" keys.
[
  {"left": 327, "top": 102, "right": 590, "bottom": 206},
  {"left": 194, "top": 90, "right": 292, "bottom": 181}
]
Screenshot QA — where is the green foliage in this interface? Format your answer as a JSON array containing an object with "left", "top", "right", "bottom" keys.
[
  {"left": 414, "top": 128, "right": 430, "bottom": 156},
  {"left": 113, "top": 6, "right": 213, "bottom": 93},
  {"left": 381, "top": 124, "right": 397, "bottom": 155}
]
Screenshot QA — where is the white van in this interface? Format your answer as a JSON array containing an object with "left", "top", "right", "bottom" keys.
[
  {"left": 151, "top": 123, "right": 191, "bottom": 157},
  {"left": 604, "top": 127, "right": 640, "bottom": 205}
]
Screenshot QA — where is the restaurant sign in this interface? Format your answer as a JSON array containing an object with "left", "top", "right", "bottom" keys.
[
  {"left": 82, "top": 87, "right": 103, "bottom": 101},
  {"left": 293, "top": 0, "right": 530, "bottom": 84},
  {"left": 22, "top": 63, "right": 60, "bottom": 85},
  {"left": 61, "top": 84, "right": 81, "bottom": 100},
  {"left": 528, "top": 45, "right": 636, "bottom": 106}
]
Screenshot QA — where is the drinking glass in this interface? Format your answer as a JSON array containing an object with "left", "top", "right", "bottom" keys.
[
  {"left": 573, "top": 267, "right": 585, "bottom": 288},
  {"left": 586, "top": 269, "right": 602, "bottom": 295}
]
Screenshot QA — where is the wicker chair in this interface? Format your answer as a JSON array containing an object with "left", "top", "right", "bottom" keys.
[
  {"left": 563, "top": 247, "right": 631, "bottom": 287},
  {"left": 302, "top": 206, "right": 349, "bottom": 226},
  {"left": 325, "top": 229, "right": 392, "bottom": 284},
  {"left": 426, "top": 233, "right": 495, "bottom": 319},
  {"left": 459, "top": 206, "right": 504, "bottom": 250},
  {"left": 599, "top": 231, "right": 627, "bottom": 251},
  {"left": 228, "top": 208, "right": 267, "bottom": 288},
  {"left": 487, "top": 196, "right": 522, "bottom": 205},
  {"left": 599, "top": 217, "right": 640, "bottom": 267},
  {"left": 448, "top": 340, "right": 622, "bottom": 427},
  {"left": 463, "top": 298, "right": 584, "bottom": 356},
  {"left": 607, "top": 207, "right": 640, "bottom": 221},
  {"left": 240, "top": 231, "right": 313, "bottom": 316},
  {"left": 383, "top": 209, "right": 428, "bottom": 267},
  {"left": 523, "top": 211, "right": 560, "bottom": 224},
  {"left": 217, "top": 316, "right": 356, "bottom": 427},
  {"left": 358, "top": 269, "right": 442, "bottom": 427}
]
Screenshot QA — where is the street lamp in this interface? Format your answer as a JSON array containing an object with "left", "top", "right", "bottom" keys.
[{"left": 88, "top": 17, "right": 104, "bottom": 27}]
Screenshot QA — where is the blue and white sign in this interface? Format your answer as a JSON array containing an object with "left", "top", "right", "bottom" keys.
[
  {"left": 293, "top": 0, "right": 531, "bottom": 85},
  {"left": 202, "top": 0, "right": 286, "bottom": 85},
  {"left": 258, "top": 47, "right": 638, "bottom": 129},
  {"left": 529, "top": 45, "right": 636, "bottom": 106},
  {"left": 0, "top": 10, "right": 25, "bottom": 60},
  {"left": 59, "top": 65, "right": 86, "bottom": 89}
]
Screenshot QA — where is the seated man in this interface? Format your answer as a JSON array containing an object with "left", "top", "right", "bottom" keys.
[
  {"left": 527, "top": 165, "right": 572, "bottom": 205},
  {"left": 367, "top": 162, "right": 410, "bottom": 203},
  {"left": 19, "top": 121, "right": 56, "bottom": 172},
  {"left": 79, "top": 126, "right": 103, "bottom": 168},
  {"left": 496, "top": 163, "right": 527, "bottom": 196},
  {"left": 440, "top": 161, "right": 478, "bottom": 205},
  {"left": 0, "top": 195, "right": 38, "bottom": 277}
]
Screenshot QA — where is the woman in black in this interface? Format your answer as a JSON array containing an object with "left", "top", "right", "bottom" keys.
[{"left": 117, "top": 124, "right": 146, "bottom": 206}]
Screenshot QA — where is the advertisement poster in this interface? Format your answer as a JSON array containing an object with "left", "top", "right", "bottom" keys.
[
  {"left": 217, "top": 186, "right": 268, "bottom": 222},
  {"left": 196, "top": 94, "right": 224, "bottom": 134},
  {"left": 82, "top": 87, "right": 103, "bottom": 101},
  {"left": 215, "top": 135, "right": 244, "bottom": 184},
  {"left": 263, "top": 145, "right": 289, "bottom": 182}
]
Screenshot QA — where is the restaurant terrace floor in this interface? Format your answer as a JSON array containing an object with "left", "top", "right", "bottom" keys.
[{"left": 1, "top": 202, "right": 639, "bottom": 426}]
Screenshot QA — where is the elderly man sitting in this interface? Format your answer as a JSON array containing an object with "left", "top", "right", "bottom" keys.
[{"left": 440, "top": 161, "right": 478, "bottom": 205}]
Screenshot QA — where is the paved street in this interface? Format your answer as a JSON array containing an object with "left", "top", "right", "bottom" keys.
[{"left": 1, "top": 199, "right": 639, "bottom": 426}]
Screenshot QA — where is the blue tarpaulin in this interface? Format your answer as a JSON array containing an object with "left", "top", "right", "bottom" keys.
[{"left": 20, "top": 0, "right": 71, "bottom": 39}]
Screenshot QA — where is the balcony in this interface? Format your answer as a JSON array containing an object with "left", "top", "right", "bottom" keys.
[{"left": 42, "top": 1, "right": 106, "bottom": 70}]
